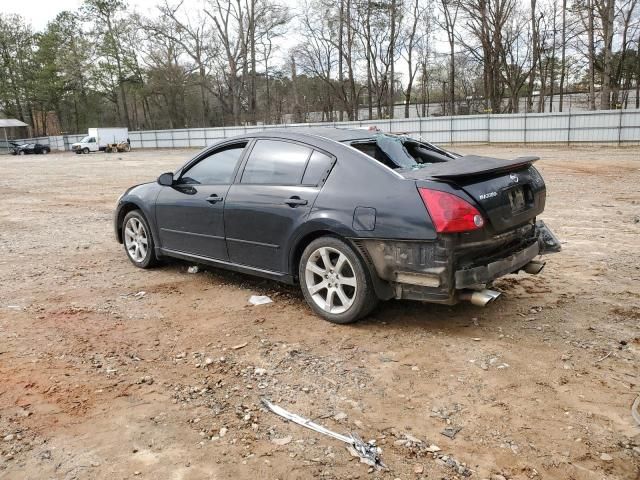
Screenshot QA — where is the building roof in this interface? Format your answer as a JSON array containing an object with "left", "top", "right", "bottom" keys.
[{"left": 0, "top": 119, "right": 28, "bottom": 128}]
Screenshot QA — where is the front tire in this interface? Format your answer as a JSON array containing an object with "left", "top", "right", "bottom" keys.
[
  {"left": 122, "top": 210, "right": 158, "bottom": 268},
  {"left": 82, "top": 147, "right": 89, "bottom": 154},
  {"left": 299, "top": 236, "right": 378, "bottom": 324}
]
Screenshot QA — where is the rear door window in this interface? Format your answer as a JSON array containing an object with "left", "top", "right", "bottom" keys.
[
  {"left": 241, "top": 139, "right": 312, "bottom": 185},
  {"left": 302, "top": 150, "right": 334, "bottom": 186}
]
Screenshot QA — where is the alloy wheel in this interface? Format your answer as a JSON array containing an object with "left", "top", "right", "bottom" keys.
[
  {"left": 124, "top": 217, "right": 149, "bottom": 263},
  {"left": 304, "top": 246, "right": 358, "bottom": 314}
]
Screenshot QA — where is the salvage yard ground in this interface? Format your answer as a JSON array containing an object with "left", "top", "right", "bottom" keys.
[{"left": 0, "top": 145, "right": 638, "bottom": 480}]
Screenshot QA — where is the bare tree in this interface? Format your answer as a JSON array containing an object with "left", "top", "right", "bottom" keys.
[
  {"left": 596, "top": 0, "right": 617, "bottom": 108},
  {"left": 459, "top": 0, "right": 516, "bottom": 112},
  {"left": 84, "top": 0, "right": 133, "bottom": 128},
  {"left": 500, "top": 4, "right": 534, "bottom": 112},
  {"left": 437, "top": 0, "right": 459, "bottom": 115},
  {"left": 145, "top": 2, "right": 216, "bottom": 126},
  {"left": 204, "top": 0, "right": 247, "bottom": 125}
]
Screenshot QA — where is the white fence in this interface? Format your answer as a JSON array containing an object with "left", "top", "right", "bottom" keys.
[{"left": 4, "top": 109, "right": 639, "bottom": 153}]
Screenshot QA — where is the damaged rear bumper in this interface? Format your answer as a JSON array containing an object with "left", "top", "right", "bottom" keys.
[
  {"left": 355, "top": 220, "right": 561, "bottom": 305},
  {"left": 454, "top": 240, "right": 539, "bottom": 289}
]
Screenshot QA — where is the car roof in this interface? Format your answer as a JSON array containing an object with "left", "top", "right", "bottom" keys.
[{"left": 258, "top": 127, "right": 376, "bottom": 143}]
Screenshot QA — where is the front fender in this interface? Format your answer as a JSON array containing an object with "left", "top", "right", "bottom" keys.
[{"left": 114, "top": 182, "right": 161, "bottom": 243}]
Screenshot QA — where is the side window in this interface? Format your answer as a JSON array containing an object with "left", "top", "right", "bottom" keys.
[
  {"left": 241, "top": 139, "right": 311, "bottom": 185},
  {"left": 89, "top": 137, "right": 96, "bottom": 143},
  {"left": 180, "top": 143, "right": 246, "bottom": 185},
  {"left": 302, "top": 150, "right": 334, "bottom": 186}
]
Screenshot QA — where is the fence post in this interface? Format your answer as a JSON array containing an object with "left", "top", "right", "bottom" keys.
[
  {"left": 617, "top": 107, "right": 623, "bottom": 146},
  {"left": 450, "top": 114, "right": 454, "bottom": 145},
  {"left": 567, "top": 111, "right": 571, "bottom": 146},
  {"left": 487, "top": 111, "right": 491, "bottom": 144},
  {"left": 523, "top": 111, "right": 527, "bottom": 145}
]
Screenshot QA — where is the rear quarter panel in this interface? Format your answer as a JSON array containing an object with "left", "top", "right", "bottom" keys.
[{"left": 303, "top": 142, "right": 437, "bottom": 241}]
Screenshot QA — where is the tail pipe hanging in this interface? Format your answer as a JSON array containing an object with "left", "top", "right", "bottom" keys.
[
  {"left": 460, "top": 289, "right": 502, "bottom": 307},
  {"left": 522, "top": 260, "right": 546, "bottom": 275}
]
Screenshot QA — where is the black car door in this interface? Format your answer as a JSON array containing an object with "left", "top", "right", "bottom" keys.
[
  {"left": 224, "top": 139, "right": 335, "bottom": 273},
  {"left": 155, "top": 142, "right": 247, "bottom": 260}
]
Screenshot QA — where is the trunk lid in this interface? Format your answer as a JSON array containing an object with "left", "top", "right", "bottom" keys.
[{"left": 405, "top": 156, "right": 546, "bottom": 233}]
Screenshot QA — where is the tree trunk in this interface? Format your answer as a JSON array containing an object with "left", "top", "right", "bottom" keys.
[
  {"left": 366, "top": 0, "right": 373, "bottom": 120},
  {"left": 421, "top": 62, "right": 427, "bottom": 117},
  {"left": 338, "top": 0, "right": 344, "bottom": 121},
  {"left": 599, "top": 0, "right": 615, "bottom": 109},
  {"left": 449, "top": 39, "right": 455, "bottom": 116},
  {"left": 586, "top": 0, "right": 596, "bottom": 110},
  {"left": 388, "top": 0, "right": 396, "bottom": 119},
  {"left": 249, "top": 0, "right": 257, "bottom": 124},
  {"left": 291, "top": 56, "right": 303, "bottom": 123},
  {"left": 559, "top": 0, "right": 567, "bottom": 112}
]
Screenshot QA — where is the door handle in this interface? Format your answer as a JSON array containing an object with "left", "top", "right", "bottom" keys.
[
  {"left": 206, "top": 194, "right": 224, "bottom": 204},
  {"left": 284, "top": 196, "right": 308, "bottom": 207}
]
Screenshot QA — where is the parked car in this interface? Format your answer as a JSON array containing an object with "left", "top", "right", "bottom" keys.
[
  {"left": 11, "top": 143, "right": 51, "bottom": 155},
  {"left": 114, "top": 128, "right": 561, "bottom": 323}
]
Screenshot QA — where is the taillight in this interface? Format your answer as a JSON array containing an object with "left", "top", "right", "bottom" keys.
[{"left": 418, "top": 187, "right": 485, "bottom": 233}]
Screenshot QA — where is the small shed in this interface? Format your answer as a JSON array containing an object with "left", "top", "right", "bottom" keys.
[{"left": 0, "top": 119, "right": 29, "bottom": 154}]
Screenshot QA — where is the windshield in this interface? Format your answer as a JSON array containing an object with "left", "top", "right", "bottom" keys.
[{"left": 350, "top": 134, "right": 458, "bottom": 170}]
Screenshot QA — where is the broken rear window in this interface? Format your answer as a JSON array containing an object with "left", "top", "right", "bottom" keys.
[{"left": 350, "top": 134, "right": 456, "bottom": 170}]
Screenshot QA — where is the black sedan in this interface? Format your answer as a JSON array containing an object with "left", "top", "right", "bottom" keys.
[
  {"left": 11, "top": 143, "right": 51, "bottom": 155},
  {"left": 114, "top": 128, "right": 560, "bottom": 323}
]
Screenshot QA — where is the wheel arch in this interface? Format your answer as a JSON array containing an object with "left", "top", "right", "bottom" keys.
[
  {"left": 288, "top": 228, "right": 394, "bottom": 300},
  {"left": 115, "top": 201, "right": 145, "bottom": 243},
  {"left": 289, "top": 229, "right": 338, "bottom": 282}
]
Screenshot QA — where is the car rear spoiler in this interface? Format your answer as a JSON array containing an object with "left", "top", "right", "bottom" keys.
[{"left": 401, "top": 155, "right": 540, "bottom": 180}]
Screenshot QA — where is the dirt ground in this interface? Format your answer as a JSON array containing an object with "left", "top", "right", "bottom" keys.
[{"left": 0, "top": 144, "right": 638, "bottom": 480}]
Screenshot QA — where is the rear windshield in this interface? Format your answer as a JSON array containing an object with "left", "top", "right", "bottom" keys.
[{"left": 350, "top": 134, "right": 457, "bottom": 170}]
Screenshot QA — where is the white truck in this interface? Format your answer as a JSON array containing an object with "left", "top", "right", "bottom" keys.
[{"left": 71, "top": 128, "right": 129, "bottom": 154}]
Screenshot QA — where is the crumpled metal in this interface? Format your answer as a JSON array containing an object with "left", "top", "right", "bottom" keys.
[{"left": 261, "top": 398, "right": 386, "bottom": 470}]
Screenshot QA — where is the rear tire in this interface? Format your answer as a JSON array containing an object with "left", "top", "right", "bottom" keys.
[
  {"left": 122, "top": 210, "right": 158, "bottom": 269},
  {"left": 299, "top": 236, "right": 378, "bottom": 324}
]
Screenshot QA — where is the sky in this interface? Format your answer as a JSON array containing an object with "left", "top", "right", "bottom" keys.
[
  {"left": 4, "top": 0, "right": 163, "bottom": 29},
  {"left": 3, "top": 0, "right": 302, "bottom": 30}
]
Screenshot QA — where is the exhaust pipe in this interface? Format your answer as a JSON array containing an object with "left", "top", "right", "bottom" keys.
[
  {"left": 460, "top": 289, "right": 502, "bottom": 307},
  {"left": 522, "top": 260, "right": 546, "bottom": 275}
]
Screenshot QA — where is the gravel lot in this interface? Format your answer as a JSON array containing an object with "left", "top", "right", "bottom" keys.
[{"left": 0, "top": 145, "right": 639, "bottom": 480}]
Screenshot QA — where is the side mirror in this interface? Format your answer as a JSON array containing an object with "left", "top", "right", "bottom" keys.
[{"left": 158, "top": 172, "right": 174, "bottom": 186}]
